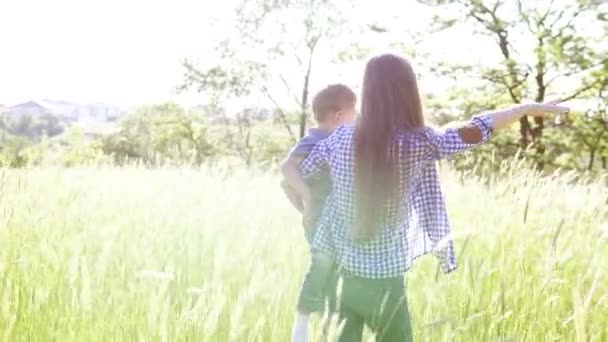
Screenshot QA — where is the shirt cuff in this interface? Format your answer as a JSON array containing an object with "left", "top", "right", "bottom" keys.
[{"left": 471, "top": 114, "right": 494, "bottom": 143}]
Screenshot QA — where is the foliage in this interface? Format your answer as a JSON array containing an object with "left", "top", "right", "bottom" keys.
[
  {"left": 100, "top": 103, "right": 293, "bottom": 167},
  {"left": 2, "top": 2, "right": 607, "bottom": 172},
  {"left": 418, "top": 0, "right": 608, "bottom": 169},
  {"left": 181, "top": 0, "right": 378, "bottom": 140},
  {"left": 564, "top": 109, "right": 608, "bottom": 171},
  {"left": 59, "top": 127, "right": 106, "bottom": 167},
  {"left": 3, "top": 113, "right": 65, "bottom": 139},
  {"left": 101, "top": 103, "right": 217, "bottom": 166},
  {"left": 0, "top": 135, "right": 31, "bottom": 167}
]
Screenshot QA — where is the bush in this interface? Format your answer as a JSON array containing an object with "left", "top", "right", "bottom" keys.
[{"left": 101, "top": 103, "right": 218, "bottom": 166}]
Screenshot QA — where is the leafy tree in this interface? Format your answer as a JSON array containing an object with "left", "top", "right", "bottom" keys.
[
  {"left": 564, "top": 87, "right": 608, "bottom": 171},
  {"left": 418, "top": 0, "right": 608, "bottom": 169},
  {"left": 59, "top": 127, "right": 105, "bottom": 167},
  {"left": 181, "top": 0, "right": 372, "bottom": 140},
  {"left": 102, "top": 103, "right": 216, "bottom": 165},
  {"left": 0, "top": 135, "right": 31, "bottom": 167},
  {"left": 4, "top": 113, "right": 64, "bottom": 139}
]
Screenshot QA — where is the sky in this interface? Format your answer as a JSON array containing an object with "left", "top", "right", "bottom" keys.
[
  {"left": 0, "top": 0, "right": 484, "bottom": 107},
  {"left": 0, "top": 0, "right": 572, "bottom": 108},
  {"left": 0, "top": 0, "right": 239, "bottom": 107}
]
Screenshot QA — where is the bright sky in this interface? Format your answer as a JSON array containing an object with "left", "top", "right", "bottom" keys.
[
  {"left": 0, "top": 0, "right": 493, "bottom": 107},
  {"left": 0, "top": 0, "right": 239, "bottom": 106}
]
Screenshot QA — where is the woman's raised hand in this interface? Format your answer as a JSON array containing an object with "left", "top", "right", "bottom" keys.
[{"left": 519, "top": 99, "right": 570, "bottom": 117}]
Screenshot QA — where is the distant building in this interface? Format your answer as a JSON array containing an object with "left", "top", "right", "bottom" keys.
[
  {"left": 5, "top": 101, "right": 51, "bottom": 118},
  {"left": 5, "top": 99, "right": 125, "bottom": 123}
]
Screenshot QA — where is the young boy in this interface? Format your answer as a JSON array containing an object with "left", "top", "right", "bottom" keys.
[{"left": 280, "top": 84, "right": 357, "bottom": 342}]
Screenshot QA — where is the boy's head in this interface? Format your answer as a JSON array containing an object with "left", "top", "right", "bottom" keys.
[{"left": 312, "top": 84, "right": 357, "bottom": 130}]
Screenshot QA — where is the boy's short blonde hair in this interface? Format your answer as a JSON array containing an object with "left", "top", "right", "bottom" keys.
[{"left": 312, "top": 84, "right": 356, "bottom": 122}]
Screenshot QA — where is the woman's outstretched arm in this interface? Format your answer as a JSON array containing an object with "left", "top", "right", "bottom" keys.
[
  {"left": 488, "top": 101, "right": 569, "bottom": 131},
  {"left": 426, "top": 101, "right": 570, "bottom": 160}
]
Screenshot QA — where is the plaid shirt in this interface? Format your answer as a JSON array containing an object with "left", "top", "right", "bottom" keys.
[{"left": 300, "top": 115, "right": 494, "bottom": 278}]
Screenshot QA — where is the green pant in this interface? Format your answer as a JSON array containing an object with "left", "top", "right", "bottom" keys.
[
  {"left": 297, "top": 251, "right": 338, "bottom": 314},
  {"left": 336, "top": 275, "right": 413, "bottom": 342}
]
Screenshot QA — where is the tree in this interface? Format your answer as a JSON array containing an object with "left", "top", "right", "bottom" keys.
[
  {"left": 9, "top": 114, "right": 34, "bottom": 137},
  {"left": 36, "top": 113, "right": 64, "bottom": 137},
  {"left": 4, "top": 113, "right": 64, "bottom": 139},
  {"left": 568, "top": 84, "right": 608, "bottom": 171},
  {"left": 418, "top": 0, "right": 608, "bottom": 169},
  {"left": 102, "top": 103, "right": 216, "bottom": 165},
  {"left": 0, "top": 135, "right": 31, "bottom": 167},
  {"left": 181, "top": 0, "right": 363, "bottom": 140}
]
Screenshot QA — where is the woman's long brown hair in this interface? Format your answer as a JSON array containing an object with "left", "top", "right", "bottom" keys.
[{"left": 353, "top": 54, "right": 425, "bottom": 240}]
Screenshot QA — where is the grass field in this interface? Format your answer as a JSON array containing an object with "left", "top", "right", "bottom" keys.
[{"left": 0, "top": 165, "right": 607, "bottom": 341}]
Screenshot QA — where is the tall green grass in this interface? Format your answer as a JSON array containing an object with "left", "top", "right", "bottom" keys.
[{"left": 0, "top": 165, "right": 606, "bottom": 341}]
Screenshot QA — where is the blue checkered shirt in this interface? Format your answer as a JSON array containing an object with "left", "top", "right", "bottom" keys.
[{"left": 300, "top": 115, "right": 494, "bottom": 278}]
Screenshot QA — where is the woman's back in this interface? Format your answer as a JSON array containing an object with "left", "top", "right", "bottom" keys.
[{"left": 301, "top": 115, "right": 494, "bottom": 278}]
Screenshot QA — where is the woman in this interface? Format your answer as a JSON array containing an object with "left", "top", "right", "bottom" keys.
[{"left": 286, "top": 53, "right": 569, "bottom": 341}]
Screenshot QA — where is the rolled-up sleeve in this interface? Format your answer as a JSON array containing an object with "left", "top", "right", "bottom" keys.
[
  {"left": 300, "top": 139, "right": 330, "bottom": 180},
  {"left": 425, "top": 114, "right": 494, "bottom": 160}
]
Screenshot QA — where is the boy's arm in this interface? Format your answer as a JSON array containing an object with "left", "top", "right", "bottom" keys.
[
  {"left": 281, "top": 155, "right": 312, "bottom": 207},
  {"left": 283, "top": 137, "right": 331, "bottom": 220},
  {"left": 280, "top": 178, "right": 304, "bottom": 213}
]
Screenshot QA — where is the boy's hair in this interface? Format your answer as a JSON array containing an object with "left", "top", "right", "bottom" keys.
[{"left": 312, "top": 84, "right": 356, "bottom": 122}]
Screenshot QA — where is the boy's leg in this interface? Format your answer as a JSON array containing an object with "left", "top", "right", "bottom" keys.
[{"left": 292, "top": 228, "right": 333, "bottom": 342}]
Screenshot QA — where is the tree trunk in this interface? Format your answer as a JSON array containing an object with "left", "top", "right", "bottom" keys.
[
  {"left": 588, "top": 148, "right": 596, "bottom": 171},
  {"left": 590, "top": 129, "right": 607, "bottom": 171},
  {"left": 299, "top": 77, "right": 310, "bottom": 139},
  {"left": 299, "top": 51, "right": 314, "bottom": 139},
  {"left": 519, "top": 116, "right": 531, "bottom": 147},
  {"left": 531, "top": 115, "right": 545, "bottom": 170},
  {"left": 532, "top": 36, "right": 547, "bottom": 170},
  {"left": 495, "top": 30, "right": 530, "bottom": 148}
]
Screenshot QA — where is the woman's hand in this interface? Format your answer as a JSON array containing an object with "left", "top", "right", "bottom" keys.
[
  {"left": 490, "top": 100, "right": 570, "bottom": 130},
  {"left": 518, "top": 99, "right": 570, "bottom": 117}
]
